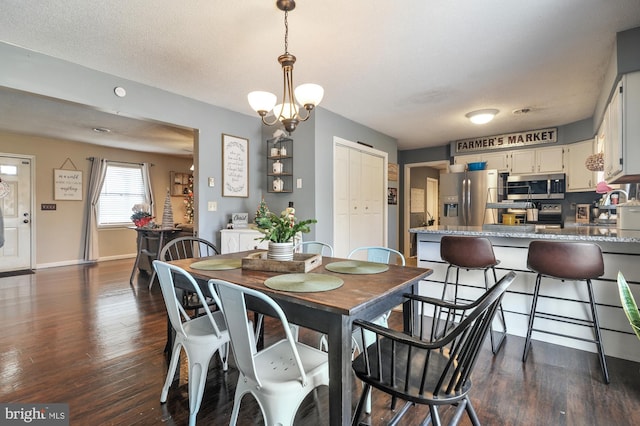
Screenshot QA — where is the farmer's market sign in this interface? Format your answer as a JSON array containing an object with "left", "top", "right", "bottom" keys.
[{"left": 453, "top": 128, "right": 557, "bottom": 154}]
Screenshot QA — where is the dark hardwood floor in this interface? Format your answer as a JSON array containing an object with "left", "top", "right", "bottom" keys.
[{"left": 1, "top": 259, "right": 639, "bottom": 425}]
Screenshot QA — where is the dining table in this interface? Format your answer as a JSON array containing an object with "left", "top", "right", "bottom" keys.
[{"left": 168, "top": 250, "right": 432, "bottom": 425}]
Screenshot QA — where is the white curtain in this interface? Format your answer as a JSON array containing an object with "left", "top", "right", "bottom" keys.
[
  {"left": 83, "top": 158, "right": 107, "bottom": 261},
  {"left": 141, "top": 162, "right": 154, "bottom": 215}
]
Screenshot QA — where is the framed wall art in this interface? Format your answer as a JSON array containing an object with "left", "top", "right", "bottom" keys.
[
  {"left": 222, "top": 134, "right": 249, "bottom": 197},
  {"left": 54, "top": 169, "right": 83, "bottom": 200}
]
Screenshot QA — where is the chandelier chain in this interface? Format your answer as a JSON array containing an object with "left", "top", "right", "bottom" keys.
[{"left": 284, "top": 10, "right": 289, "bottom": 54}]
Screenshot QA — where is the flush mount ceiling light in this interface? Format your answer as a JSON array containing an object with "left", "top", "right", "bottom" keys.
[
  {"left": 465, "top": 109, "right": 499, "bottom": 125},
  {"left": 247, "top": 0, "right": 324, "bottom": 134}
]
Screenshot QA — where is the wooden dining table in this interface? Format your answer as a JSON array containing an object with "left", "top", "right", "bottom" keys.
[{"left": 168, "top": 250, "right": 432, "bottom": 425}]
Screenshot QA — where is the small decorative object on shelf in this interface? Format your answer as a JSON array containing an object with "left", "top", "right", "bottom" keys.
[
  {"left": 131, "top": 203, "right": 154, "bottom": 228},
  {"left": 255, "top": 204, "right": 316, "bottom": 261},
  {"left": 273, "top": 177, "right": 284, "bottom": 192}
]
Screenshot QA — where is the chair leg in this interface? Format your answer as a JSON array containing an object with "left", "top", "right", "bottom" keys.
[
  {"left": 351, "top": 383, "right": 371, "bottom": 426},
  {"left": 187, "top": 360, "right": 207, "bottom": 426},
  {"left": 586, "top": 279, "right": 610, "bottom": 384},
  {"left": 148, "top": 270, "right": 157, "bottom": 291},
  {"left": 487, "top": 267, "right": 507, "bottom": 354},
  {"left": 522, "top": 274, "right": 542, "bottom": 362},
  {"left": 161, "top": 342, "right": 182, "bottom": 403},
  {"left": 464, "top": 396, "right": 481, "bottom": 426}
]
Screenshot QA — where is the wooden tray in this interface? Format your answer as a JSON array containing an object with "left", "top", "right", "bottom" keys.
[{"left": 241, "top": 251, "right": 322, "bottom": 273}]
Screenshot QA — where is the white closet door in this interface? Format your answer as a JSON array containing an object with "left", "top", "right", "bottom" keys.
[
  {"left": 360, "top": 152, "right": 384, "bottom": 247},
  {"left": 333, "top": 140, "right": 386, "bottom": 258},
  {"left": 334, "top": 145, "right": 350, "bottom": 257}
]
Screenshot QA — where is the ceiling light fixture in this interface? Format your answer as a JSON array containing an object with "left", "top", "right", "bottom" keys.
[
  {"left": 247, "top": 0, "right": 323, "bottom": 134},
  {"left": 465, "top": 109, "right": 499, "bottom": 125}
]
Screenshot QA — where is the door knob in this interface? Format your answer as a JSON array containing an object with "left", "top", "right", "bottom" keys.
[{"left": 23, "top": 219, "right": 30, "bottom": 223}]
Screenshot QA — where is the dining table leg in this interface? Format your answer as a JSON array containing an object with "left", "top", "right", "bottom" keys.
[{"left": 326, "top": 314, "right": 353, "bottom": 425}]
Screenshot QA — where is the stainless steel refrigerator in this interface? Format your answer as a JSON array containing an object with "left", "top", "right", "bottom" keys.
[{"left": 440, "top": 169, "right": 499, "bottom": 226}]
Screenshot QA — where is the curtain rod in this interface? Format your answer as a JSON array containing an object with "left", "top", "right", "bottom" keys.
[{"left": 86, "top": 157, "right": 154, "bottom": 166}]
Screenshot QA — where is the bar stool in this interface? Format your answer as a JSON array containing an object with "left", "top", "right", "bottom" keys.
[
  {"left": 440, "top": 235, "right": 507, "bottom": 354},
  {"left": 522, "top": 240, "right": 609, "bottom": 384}
]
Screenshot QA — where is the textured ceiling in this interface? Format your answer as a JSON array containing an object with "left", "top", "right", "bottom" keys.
[{"left": 1, "top": 0, "right": 640, "bottom": 155}]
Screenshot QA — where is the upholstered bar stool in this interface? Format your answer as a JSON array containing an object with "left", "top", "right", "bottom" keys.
[
  {"left": 440, "top": 235, "right": 507, "bottom": 354},
  {"left": 522, "top": 240, "right": 609, "bottom": 383}
]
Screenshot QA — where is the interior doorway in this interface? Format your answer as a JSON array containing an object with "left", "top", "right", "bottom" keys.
[{"left": 403, "top": 160, "right": 449, "bottom": 257}]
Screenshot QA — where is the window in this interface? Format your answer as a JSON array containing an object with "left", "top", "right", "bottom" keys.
[{"left": 98, "top": 162, "right": 150, "bottom": 226}]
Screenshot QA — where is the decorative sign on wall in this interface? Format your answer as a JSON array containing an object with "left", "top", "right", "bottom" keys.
[
  {"left": 54, "top": 168, "right": 83, "bottom": 200},
  {"left": 388, "top": 163, "right": 398, "bottom": 181},
  {"left": 410, "top": 188, "right": 425, "bottom": 213},
  {"left": 387, "top": 187, "right": 397, "bottom": 205},
  {"left": 453, "top": 127, "right": 558, "bottom": 154},
  {"left": 222, "top": 134, "right": 249, "bottom": 197}
]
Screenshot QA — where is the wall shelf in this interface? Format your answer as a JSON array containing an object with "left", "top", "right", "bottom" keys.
[{"left": 267, "top": 137, "right": 293, "bottom": 193}]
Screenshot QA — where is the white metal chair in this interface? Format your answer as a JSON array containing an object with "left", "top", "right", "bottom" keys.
[
  {"left": 347, "top": 246, "right": 406, "bottom": 266},
  {"left": 212, "top": 279, "right": 329, "bottom": 426},
  {"left": 348, "top": 246, "right": 406, "bottom": 352},
  {"left": 295, "top": 240, "right": 334, "bottom": 256},
  {"left": 153, "top": 260, "right": 230, "bottom": 426},
  {"left": 158, "top": 236, "right": 221, "bottom": 353}
]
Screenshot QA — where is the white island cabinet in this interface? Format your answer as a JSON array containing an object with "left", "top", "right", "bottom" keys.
[{"left": 411, "top": 225, "right": 640, "bottom": 363}]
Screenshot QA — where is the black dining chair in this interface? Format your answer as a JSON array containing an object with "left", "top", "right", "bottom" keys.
[{"left": 351, "top": 271, "right": 516, "bottom": 426}]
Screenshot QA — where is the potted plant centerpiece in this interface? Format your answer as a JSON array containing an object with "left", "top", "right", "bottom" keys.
[{"left": 256, "top": 205, "right": 316, "bottom": 261}]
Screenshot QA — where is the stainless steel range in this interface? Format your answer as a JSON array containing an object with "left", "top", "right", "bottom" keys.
[{"left": 536, "top": 202, "right": 563, "bottom": 228}]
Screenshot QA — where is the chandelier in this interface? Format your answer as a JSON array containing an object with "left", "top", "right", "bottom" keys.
[{"left": 247, "top": 0, "right": 324, "bottom": 133}]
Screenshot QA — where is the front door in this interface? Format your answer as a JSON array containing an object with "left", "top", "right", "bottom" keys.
[{"left": 0, "top": 155, "right": 33, "bottom": 272}]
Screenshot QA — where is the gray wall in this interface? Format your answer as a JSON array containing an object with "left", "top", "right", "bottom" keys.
[{"left": 0, "top": 41, "right": 264, "bottom": 251}]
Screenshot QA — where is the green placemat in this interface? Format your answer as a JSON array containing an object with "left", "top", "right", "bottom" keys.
[
  {"left": 325, "top": 260, "right": 389, "bottom": 274},
  {"left": 264, "top": 273, "right": 344, "bottom": 293},
  {"left": 190, "top": 259, "right": 242, "bottom": 270}
]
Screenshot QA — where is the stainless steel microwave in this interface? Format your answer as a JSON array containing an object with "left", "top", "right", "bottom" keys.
[{"left": 506, "top": 173, "right": 565, "bottom": 200}]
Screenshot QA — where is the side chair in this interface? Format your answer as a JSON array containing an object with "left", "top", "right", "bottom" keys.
[
  {"left": 153, "top": 260, "right": 230, "bottom": 426},
  {"left": 212, "top": 279, "right": 329, "bottom": 426},
  {"left": 351, "top": 271, "right": 516, "bottom": 426}
]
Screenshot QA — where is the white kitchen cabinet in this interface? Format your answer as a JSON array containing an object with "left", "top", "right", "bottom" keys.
[
  {"left": 220, "top": 228, "right": 268, "bottom": 254},
  {"left": 598, "top": 79, "right": 624, "bottom": 182},
  {"left": 511, "top": 146, "right": 564, "bottom": 175},
  {"left": 454, "top": 152, "right": 510, "bottom": 172},
  {"left": 566, "top": 139, "right": 597, "bottom": 192},
  {"left": 453, "top": 154, "right": 482, "bottom": 165},
  {"left": 481, "top": 151, "right": 511, "bottom": 172}
]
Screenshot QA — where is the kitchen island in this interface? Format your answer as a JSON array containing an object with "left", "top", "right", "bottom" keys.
[{"left": 410, "top": 224, "right": 640, "bottom": 363}]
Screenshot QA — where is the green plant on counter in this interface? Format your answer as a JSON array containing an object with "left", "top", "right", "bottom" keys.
[{"left": 617, "top": 271, "right": 640, "bottom": 340}]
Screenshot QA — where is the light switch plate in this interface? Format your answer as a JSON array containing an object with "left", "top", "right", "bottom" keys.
[
  {"left": 296, "top": 178, "right": 302, "bottom": 189},
  {"left": 208, "top": 177, "right": 215, "bottom": 187},
  {"left": 207, "top": 201, "right": 217, "bottom": 211}
]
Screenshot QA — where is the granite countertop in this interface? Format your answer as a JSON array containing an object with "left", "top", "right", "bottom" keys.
[{"left": 409, "top": 223, "right": 640, "bottom": 243}]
